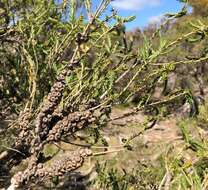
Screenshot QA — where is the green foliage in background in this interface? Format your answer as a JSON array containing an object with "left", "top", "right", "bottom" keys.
[{"left": 1, "top": 0, "right": 208, "bottom": 189}]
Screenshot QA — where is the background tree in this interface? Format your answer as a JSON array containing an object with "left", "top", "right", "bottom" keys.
[
  {"left": 1, "top": 0, "right": 208, "bottom": 189},
  {"left": 189, "top": 0, "right": 208, "bottom": 16}
]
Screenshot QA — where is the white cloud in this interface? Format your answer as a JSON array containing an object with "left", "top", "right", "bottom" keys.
[
  {"left": 148, "top": 14, "right": 164, "bottom": 24},
  {"left": 111, "top": 0, "right": 161, "bottom": 11}
]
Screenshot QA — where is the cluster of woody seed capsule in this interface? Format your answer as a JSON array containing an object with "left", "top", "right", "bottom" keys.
[
  {"left": 36, "top": 70, "right": 68, "bottom": 139},
  {"left": 46, "top": 110, "right": 96, "bottom": 142},
  {"left": 10, "top": 155, "right": 38, "bottom": 188},
  {"left": 15, "top": 108, "right": 33, "bottom": 147},
  {"left": 46, "top": 148, "right": 93, "bottom": 177},
  {"left": 10, "top": 149, "right": 92, "bottom": 188}
]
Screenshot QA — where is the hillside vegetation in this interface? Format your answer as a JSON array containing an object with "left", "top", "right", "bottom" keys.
[{"left": 1, "top": 0, "right": 208, "bottom": 189}]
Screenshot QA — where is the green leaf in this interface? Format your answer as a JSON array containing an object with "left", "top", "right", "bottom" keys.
[
  {"left": 123, "top": 15, "right": 136, "bottom": 23},
  {"left": 70, "top": 0, "right": 76, "bottom": 23},
  {"left": 85, "top": 0, "right": 91, "bottom": 14},
  {"left": 187, "top": 32, "right": 205, "bottom": 43}
]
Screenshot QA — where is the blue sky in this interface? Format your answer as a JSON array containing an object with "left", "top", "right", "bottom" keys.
[{"left": 93, "top": 0, "right": 186, "bottom": 30}]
